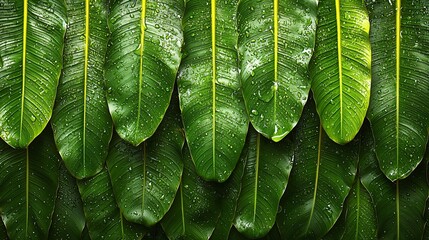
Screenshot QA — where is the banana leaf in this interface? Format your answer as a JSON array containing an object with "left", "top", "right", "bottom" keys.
[
  {"left": 234, "top": 128, "right": 294, "bottom": 238},
  {"left": 48, "top": 163, "right": 86, "bottom": 239},
  {"left": 78, "top": 169, "right": 146, "bottom": 239},
  {"left": 277, "top": 97, "right": 359, "bottom": 239},
  {"left": 310, "top": 0, "right": 371, "bottom": 144},
  {"left": 107, "top": 94, "right": 184, "bottom": 226},
  {"left": 366, "top": 0, "right": 429, "bottom": 181},
  {"left": 178, "top": 0, "right": 248, "bottom": 182},
  {"left": 105, "top": 0, "right": 184, "bottom": 145},
  {"left": 0, "top": 128, "right": 60, "bottom": 239},
  {"left": 0, "top": 0, "right": 67, "bottom": 148},
  {"left": 360, "top": 125, "right": 428, "bottom": 239},
  {"left": 161, "top": 146, "right": 220, "bottom": 239},
  {"left": 238, "top": 0, "right": 317, "bottom": 142},
  {"left": 52, "top": 0, "right": 112, "bottom": 179}
]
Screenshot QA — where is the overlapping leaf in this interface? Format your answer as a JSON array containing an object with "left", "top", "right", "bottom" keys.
[
  {"left": 0, "top": 0, "right": 67, "bottom": 148},
  {"left": 105, "top": 0, "right": 184, "bottom": 145},
  {"left": 238, "top": 0, "right": 317, "bottom": 141}
]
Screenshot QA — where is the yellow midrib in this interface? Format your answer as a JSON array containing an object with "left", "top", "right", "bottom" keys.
[
  {"left": 83, "top": 0, "right": 90, "bottom": 176},
  {"left": 395, "top": 0, "right": 401, "bottom": 180},
  {"left": 211, "top": 0, "right": 216, "bottom": 177},
  {"left": 20, "top": 0, "right": 28, "bottom": 143},
  {"left": 273, "top": 0, "right": 278, "bottom": 134},
  {"left": 335, "top": 0, "right": 343, "bottom": 138},
  {"left": 253, "top": 134, "right": 261, "bottom": 223},
  {"left": 137, "top": 0, "right": 147, "bottom": 137}
]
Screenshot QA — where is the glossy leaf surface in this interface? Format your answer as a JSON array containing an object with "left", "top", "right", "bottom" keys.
[
  {"left": 310, "top": 0, "right": 371, "bottom": 144},
  {"left": 366, "top": 0, "right": 429, "bottom": 181},
  {"left": 277, "top": 98, "right": 359, "bottom": 239},
  {"left": 105, "top": 0, "right": 184, "bottom": 145},
  {"left": 234, "top": 128, "right": 293, "bottom": 238},
  {"left": 78, "top": 169, "right": 146, "bottom": 239},
  {"left": 0, "top": 129, "right": 60, "bottom": 239},
  {"left": 238, "top": 0, "right": 317, "bottom": 141},
  {"left": 0, "top": 0, "right": 66, "bottom": 148},
  {"left": 161, "top": 146, "right": 220, "bottom": 239},
  {"left": 107, "top": 96, "right": 184, "bottom": 226},
  {"left": 178, "top": 0, "right": 248, "bottom": 182},
  {"left": 52, "top": 0, "right": 112, "bottom": 179}
]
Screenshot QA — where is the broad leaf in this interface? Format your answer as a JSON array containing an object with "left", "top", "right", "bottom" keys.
[
  {"left": 0, "top": 0, "right": 66, "bottom": 148},
  {"left": 52, "top": 0, "right": 112, "bottom": 179},
  {"left": 366, "top": 0, "right": 429, "bottom": 181},
  {"left": 161, "top": 146, "right": 220, "bottom": 239},
  {"left": 0, "top": 128, "right": 60, "bottom": 239},
  {"left": 238, "top": 0, "right": 317, "bottom": 141},
  {"left": 310, "top": 0, "right": 371, "bottom": 144},
  {"left": 107, "top": 95, "right": 184, "bottom": 226},
  {"left": 360, "top": 125, "right": 428, "bottom": 239},
  {"left": 277, "top": 97, "right": 359, "bottom": 239},
  {"left": 105, "top": 0, "right": 184, "bottom": 145},
  {"left": 78, "top": 169, "right": 146, "bottom": 239},
  {"left": 234, "top": 128, "right": 293, "bottom": 238},
  {"left": 49, "top": 163, "right": 86, "bottom": 239},
  {"left": 178, "top": 0, "right": 248, "bottom": 182}
]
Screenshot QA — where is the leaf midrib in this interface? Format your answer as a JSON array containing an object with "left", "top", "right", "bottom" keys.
[
  {"left": 335, "top": 0, "right": 343, "bottom": 138},
  {"left": 137, "top": 0, "right": 147, "bottom": 138},
  {"left": 252, "top": 134, "right": 261, "bottom": 223},
  {"left": 273, "top": 0, "right": 278, "bottom": 138},
  {"left": 82, "top": 0, "right": 90, "bottom": 176},
  {"left": 211, "top": 0, "right": 216, "bottom": 178},
  {"left": 395, "top": 0, "right": 401, "bottom": 180},
  {"left": 20, "top": 0, "right": 28, "bottom": 143}
]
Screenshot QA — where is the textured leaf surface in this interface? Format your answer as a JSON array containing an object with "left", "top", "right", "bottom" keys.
[
  {"left": 366, "top": 0, "right": 429, "bottom": 181},
  {"left": 359, "top": 126, "right": 428, "bottom": 239},
  {"left": 78, "top": 169, "right": 146, "bottom": 239},
  {"left": 277, "top": 97, "right": 359, "bottom": 239},
  {"left": 105, "top": 0, "right": 184, "bottom": 145},
  {"left": 161, "top": 146, "right": 220, "bottom": 239},
  {"left": 234, "top": 128, "right": 293, "bottom": 238},
  {"left": 0, "top": 0, "right": 66, "bottom": 148},
  {"left": 238, "top": 0, "right": 317, "bottom": 141},
  {"left": 178, "top": 0, "right": 248, "bottom": 182},
  {"left": 52, "top": 0, "right": 112, "bottom": 179},
  {"left": 49, "top": 163, "right": 86, "bottom": 239},
  {"left": 0, "top": 129, "right": 60, "bottom": 239},
  {"left": 310, "top": 0, "right": 371, "bottom": 144},
  {"left": 107, "top": 96, "right": 184, "bottom": 226}
]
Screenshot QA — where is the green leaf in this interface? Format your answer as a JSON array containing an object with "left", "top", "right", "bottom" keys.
[
  {"left": 309, "top": 0, "right": 371, "bottom": 144},
  {"left": 178, "top": 0, "right": 248, "bottom": 182},
  {"left": 277, "top": 97, "right": 359, "bottom": 239},
  {"left": 48, "top": 163, "right": 86, "bottom": 239},
  {"left": 107, "top": 95, "right": 184, "bottom": 226},
  {"left": 238, "top": 0, "right": 317, "bottom": 142},
  {"left": 161, "top": 146, "right": 220, "bottom": 239},
  {"left": 105, "top": 0, "right": 184, "bottom": 145},
  {"left": 0, "top": 128, "right": 60, "bottom": 239},
  {"left": 366, "top": 0, "right": 429, "bottom": 181},
  {"left": 234, "top": 128, "right": 293, "bottom": 238},
  {"left": 359, "top": 125, "right": 429, "bottom": 239},
  {"left": 0, "top": 0, "right": 67, "bottom": 148},
  {"left": 52, "top": 0, "right": 112, "bottom": 179},
  {"left": 78, "top": 169, "right": 146, "bottom": 239}
]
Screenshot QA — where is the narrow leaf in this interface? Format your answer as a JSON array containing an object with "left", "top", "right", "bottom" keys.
[
  {"left": 310, "top": 0, "right": 371, "bottom": 144},
  {"left": 178, "top": 0, "right": 248, "bottom": 182},
  {"left": 105, "top": 0, "right": 184, "bottom": 145},
  {"left": 238, "top": 0, "right": 317, "bottom": 141},
  {"left": 52, "top": 0, "right": 112, "bottom": 179},
  {"left": 0, "top": 0, "right": 67, "bottom": 147},
  {"left": 366, "top": 0, "right": 429, "bottom": 181}
]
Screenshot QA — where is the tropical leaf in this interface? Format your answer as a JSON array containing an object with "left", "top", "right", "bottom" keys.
[
  {"left": 48, "top": 163, "right": 86, "bottom": 239},
  {"left": 51, "top": 0, "right": 112, "bottom": 179},
  {"left": 107, "top": 95, "right": 184, "bottom": 226},
  {"left": 105, "top": 0, "right": 184, "bottom": 145},
  {"left": 309, "top": 0, "right": 371, "bottom": 144},
  {"left": 78, "top": 169, "right": 146, "bottom": 239},
  {"left": 0, "top": 0, "right": 66, "bottom": 148},
  {"left": 228, "top": 224, "right": 282, "bottom": 240},
  {"left": 161, "top": 146, "right": 220, "bottom": 239},
  {"left": 178, "top": 0, "right": 248, "bottom": 182},
  {"left": 366, "top": 0, "right": 429, "bottom": 181},
  {"left": 0, "top": 128, "right": 60, "bottom": 239},
  {"left": 277, "top": 97, "right": 359, "bottom": 239},
  {"left": 238, "top": 0, "right": 317, "bottom": 142},
  {"left": 359, "top": 125, "right": 428, "bottom": 239}
]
